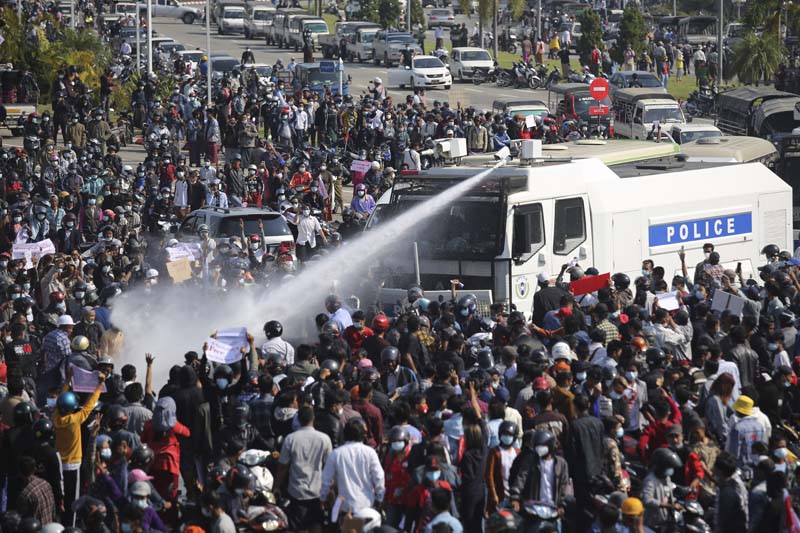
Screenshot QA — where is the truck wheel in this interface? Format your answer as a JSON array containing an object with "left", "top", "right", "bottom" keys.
[
  {"left": 182, "top": 12, "right": 196, "bottom": 24},
  {"left": 244, "top": 29, "right": 250, "bottom": 39},
  {"left": 374, "top": 54, "right": 380, "bottom": 66},
  {"left": 218, "top": 26, "right": 223, "bottom": 34},
  {"left": 384, "top": 53, "right": 390, "bottom": 66},
  {"left": 357, "top": 53, "right": 362, "bottom": 63},
  {"left": 457, "top": 69, "right": 463, "bottom": 82}
]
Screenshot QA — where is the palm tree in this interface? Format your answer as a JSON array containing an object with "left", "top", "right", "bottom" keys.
[{"left": 732, "top": 31, "right": 782, "bottom": 85}]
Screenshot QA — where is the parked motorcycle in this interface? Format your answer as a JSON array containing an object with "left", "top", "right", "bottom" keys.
[{"left": 685, "top": 85, "right": 717, "bottom": 117}]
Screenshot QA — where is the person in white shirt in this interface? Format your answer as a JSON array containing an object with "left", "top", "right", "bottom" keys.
[
  {"left": 652, "top": 308, "right": 692, "bottom": 352},
  {"left": 206, "top": 179, "right": 229, "bottom": 208},
  {"left": 290, "top": 205, "right": 327, "bottom": 262},
  {"left": 769, "top": 333, "right": 792, "bottom": 369},
  {"left": 293, "top": 105, "right": 309, "bottom": 146},
  {"left": 325, "top": 294, "right": 353, "bottom": 332},
  {"left": 434, "top": 26, "right": 445, "bottom": 48},
  {"left": 119, "top": 40, "right": 132, "bottom": 56},
  {"left": 403, "top": 144, "right": 421, "bottom": 170},
  {"left": 321, "top": 418, "right": 385, "bottom": 516},
  {"left": 200, "top": 159, "right": 217, "bottom": 182},
  {"left": 261, "top": 320, "right": 295, "bottom": 366}
]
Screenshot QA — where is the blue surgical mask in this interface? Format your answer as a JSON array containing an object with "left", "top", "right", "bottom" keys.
[
  {"left": 641, "top": 269, "right": 649, "bottom": 277},
  {"left": 46, "top": 397, "right": 56, "bottom": 409},
  {"left": 216, "top": 378, "right": 229, "bottom": 390},
  {"left": 768, "top": 343, "right": 778, "bottom": 351},
  {"left": 775, "top": 447, "right": 790, "bottom": 459},
  {"left": 625, "top": 371, "right": 637, "bottom": 381},
  {"left": 100, "top": 448, "right": 112, "bottom": 460},
  {"left": 425, "top": 471, "right": 441, "bottom": 483},
  {"left": 576, "top": 372, "right": 587, "bottom": 381},
  {"left": 664, "top": 467, "right": 674, "bottom": 478},
  {"left": 500, "top": 435, "right": 514, "bottom": 447},
  {"left": 391, "top": 441, "right": 406, "bottom": 452},
  {"left": 460, "top": 308, "right": 469, "bottom": 317},
  {"left": 615, "top": 427, "right": 625, "bottom": 438},
  {"left": 133, "top": 498, "right": 148, "bottom": 509}
]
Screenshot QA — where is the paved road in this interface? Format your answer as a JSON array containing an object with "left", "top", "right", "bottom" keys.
[{"left": 148, "top": 14, "right": 553, "bottom": 111}]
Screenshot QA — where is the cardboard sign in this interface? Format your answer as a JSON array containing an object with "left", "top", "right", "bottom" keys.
[
  {"left": 70, "top": 364, "right": 108, "bottom": 393},
  {"left": 711, "top": 290, "right": 746, "bottom": 317},
  {"left": 569, "top": 272, "right": 611, "bottom": 297},
  {"left": 12, "top": 239, "right": 56, "bottom": 262},
  {"left": 166, "top": 242, "right": 202, "bottom": 262},
  {"left": 166, "top": 258, "right": 193, "bottom": 283},
  {"left": 349, "top": 160, "right": 371, "bottom": 173},
  {"left": 656, "top": 290, "right": 681, "bottom": 311},
  {"left": 205, "top": 327, "right": 248, "bottom": 364}
]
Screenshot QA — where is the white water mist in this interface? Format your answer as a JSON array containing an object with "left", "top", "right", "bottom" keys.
[{"left": 113, "top": 162, "right": 506, "bottom": 384}]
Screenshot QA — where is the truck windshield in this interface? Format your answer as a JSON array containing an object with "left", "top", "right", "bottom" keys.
[
  {"left": 306, "top": 69, "right": 339, "bottom": 85},
  {"left": 254, "top": 10, "right": 273, "bottom": 20},
  {"left": 306, "top": 22, "right": 328, "bottom": 32},
  {"left": 225, "top": 10, "right": 244, "bottom": 17},
  {"left": 679, "top": 130, "right": 721, "bottom": 144},
  {"left": 218, "top": 215, "right": 292, "bottom": 239},
  {"left": 360, "top": 31, "right": 376, "bottom": 43},
  {"left": 414, "top": 57, "right": 445, "bottom": 68},
  {"left": 644, "top": 106, "right": 683, "bottom": 123},
  {"left": 384, "top": 197, "right": 504, "bottom": 259},
  {"left": 461, "top": 50, "right": 491, "bottom": 61},
  {"left": 574, "top": 96, "right": 612, "bottom": 117}
]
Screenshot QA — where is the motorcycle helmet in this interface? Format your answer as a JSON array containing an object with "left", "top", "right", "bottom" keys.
[
  {"left": 381, "top": 346, "right": 400, "bottom": 364},
  {"left": 33, "top": 417, "right": 55, "bottom": 442},
  {"left": 651, "top": 447, "right": 682, "bottom": 477},
  {"left": 214, "top": 364, "right": 234, "bottom": 390},
  {"left": 226, "top": 464, "right": 253, "bottom": 492},
  {"left": 263, "top": 320, "right": 283, "bottom": 338},
  {"left": 407, "top": 285, "right": 423, "bottom": 303},
  {"left": 486, "top": 509, "right": 523, "bottom": 533},
  {"left": 371, "top": 314, "right": 390, "bottom": 332},
  {"left": 388, "top": 425, "right": 410, "bottom": 444},
  {"left": 71, "top": 335, "right": 90, "bottom": 352},
  {"left": 417, "top": 297, "right": 431, "bottom": 312},
  {"left": 457, "top": 294, "right": 477, "bottom": 317},
  {"left": 499, "top": 420, "right": 518, "bottom": 439},
  {"left": 569, "top": 266, "right": 585, "bottom": 281},
  {"left": 532, "top": 430, "right": 555, "bottom": 457},
  {"left": 762, "top": 244, "right": 780, "bottom": 259},
  {"left": 477, "top": 347, "right": 494, "bottom": 370},
  {"left": 612, "top": 272, "right": 630, "bottom": 290},
  {"left": 321, "top": 358, "right": 339, "bottom": 375},
  {"left": 57, "top": 391, "right": 79, "bottom": 413},
  {"left": 130, "top": 444, "right": 154, "bottom": 471},
  {"left": 645, "top": 347, "right": 666, "bottom": 368},
  {"left": 13, "top": 401, "right": 35, "bottom": 427},
  {"left": 19, "top": 517, "right": 41, "bottom": 533},
  {"left": 105, "top": 404, "right": 128, "bottom": 431}
]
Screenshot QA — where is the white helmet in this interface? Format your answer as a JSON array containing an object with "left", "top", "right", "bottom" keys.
[
  {"left": 353, "top": 507, "right": 382, "bottom": 531},
  {"left": 122, "top": 165, "right": 133, "bottom": 173},
  {"left": 371, "top": 161, "right": 380, "bottom": 169},
  {"left": 41, "top": 524, "right": 65, "bottom": 533},
  {"left": 551, "top": 341, "right": 573, "bottom": 361},
  {"left": 146, "top": 268, "right": 159, "bottom": 280},
  {"left": 373, "top": 76, "right": 382, "bottom": 84}
]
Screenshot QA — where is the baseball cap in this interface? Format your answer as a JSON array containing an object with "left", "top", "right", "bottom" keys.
[
  {"left": 130, "top": 481, "right": 151, "bottom": 497},
  {"left": 533, "top": 377, "right": 550, "bottom": 391},
  {"left": 128, "top": 469, "right": 154, "bottom": 483}
]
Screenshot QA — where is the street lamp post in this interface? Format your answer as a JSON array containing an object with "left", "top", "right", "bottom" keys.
[
  {"left": 717, "top": 0, "right": 723, "bottom": 86},
  {"left": 146, "top": 0, "right": 153, "bottom": 75},
  {"left": 135, "top": 8, "right": 141, "bottom": 73},
  {"left": 206, "top": 0, "right": 213, "bottom": 105}
]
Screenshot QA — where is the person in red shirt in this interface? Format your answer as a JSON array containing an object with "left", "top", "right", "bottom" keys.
[
  {"left": 383, "top": 426, "right": 413, "bottom": 528},
  {"left": 140, "top": 396, "right": 190, "bottom": 523},
  {"left": 342, "top": 310, "right": 375, "bottom": 354},
  {"left": 350, "top": 382, "right": 383, "bottom": 448},
  {"left": 638, "top": 391, "right": 682, "bottom": 461},
  {"left": 289, "top": 164, "right": 312, "bottom": 189},
  {"left": 590, "top": 44, "right": 601, "bottom": 76},
  {"left": 404, "top": 456, "right": 456, "bottom": 533}
]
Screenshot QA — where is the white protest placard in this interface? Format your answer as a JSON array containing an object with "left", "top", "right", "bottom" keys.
[
  {"left": 711, "top": 290, "right": 746, "bottom": 317},
  {"left": 12, "top": 239, "right": 56, "bottom": 262},
  {"left": 656, "top": 291, "right": 681, "bottom": 311},
  {"left": 70, "top": 364, "right": 108, "bottom": 393},
  {"left": 349, "top": 160, "right": 371, "bottom": 174},
  {"left": 205, "top": 327, "right": 248, "bottom": 364},
  {"left": 166, "top": 242, "right": 202, "bottom": 262},
  {"left": 525, "top": 114, "right": 536, "bottom": 128}
]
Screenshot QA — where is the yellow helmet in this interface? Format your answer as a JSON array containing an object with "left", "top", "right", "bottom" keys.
[
  {"left": 201, "top": 55, "right": 208, "bottom": 61},
  {"left": 621, "top": 497, "right": 644, "bottom": 516},
  {"left": 70, "top": 335, "right": 90, "bottom": 352}
]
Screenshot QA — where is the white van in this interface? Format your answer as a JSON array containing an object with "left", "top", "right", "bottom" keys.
[
  {"left": 369, "top": 158, "right": 791, "bottom": 316},
  {"left": 218, "top": 6, "right": 246, "bottom": 34},
  {"left": 612, "top": 88, "right": 686, "bottom": 140},
  {"left": 245, "top": 5, "right": 275, "bottom": 39}
]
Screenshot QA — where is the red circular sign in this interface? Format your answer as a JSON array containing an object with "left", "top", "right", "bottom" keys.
[{"left": 589, "top": 78, "right": 610, "bottom": 101}]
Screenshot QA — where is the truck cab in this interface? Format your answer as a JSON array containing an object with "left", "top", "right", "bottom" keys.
[
  {"left": 286, "top": 16, "right": 329, "bottom": 51},
  {"left": 373, "top": 31, "right": 423, "bottom": 67},
  {"left": 294, "top": 61, "right": 348, "bottom": 96},
  {"left": 346, "top": 26, "right": 381, "bottom": 62},
  {"left": 612, "top": 88, "right": 686, "bottom": 140},
  {"left": 319, "top": 21, "right": 380, "bottom": 59},
  {"left": 369, "top": 157, "right": 791, "bottom": 316},
  {"left": 245, "top": 5, "right": 275, "bottom": 39},
  {"left": 669, "top": 123, "right": 721, "bottom": 145}
]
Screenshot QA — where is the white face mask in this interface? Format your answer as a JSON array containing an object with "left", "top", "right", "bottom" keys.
[{"left": 535, "top": 445, "right": 549, "bottom": 457}]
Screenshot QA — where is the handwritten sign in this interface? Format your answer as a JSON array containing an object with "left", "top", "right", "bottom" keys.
[
  {"left": 205, "top": 327, "right": 248, "bottom": 364},
  {"left": 656, "top": 290, "right": 681, "bottom": 311},
  {"left": 349, "top": 160, "right": 371, "bottom": 174},
  {"left": 166, "top": 258, "right": 193, "bottom": 283},
  {"left": 165, "top": 242, "right": 202, "bottom": 262},
  {"left": 12, "top": 239, "right": 56, "bottom": 262},
  {"left": 711, "top": 290, "right": 746, "bottom": 317},
  {"left": 70, "top": 364, "right": 108, "bottom": 393}
]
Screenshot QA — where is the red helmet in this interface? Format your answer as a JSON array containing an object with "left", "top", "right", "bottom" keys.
[
  {"left": 103, "top": 209, "right": 116, "bottom": 220},
  {"left": 249, "top": 234, "right": 261, "bottom": 242},
  {"left": 372, "top": 314, "right": 389, "bottom": 332},
  {"left": 51, "top": 291, "right": 65, "bottom": 302}
]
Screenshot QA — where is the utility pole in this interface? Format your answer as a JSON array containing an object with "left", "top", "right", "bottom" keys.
[
  {"left": 70, "top": 0, "right": 76, "bottom": 28},
  {"left": 493, "top": 0, "right": 498, "bottom": 59},
  {"left": 146, "top": 0, "right": 153, "bottom": 75},
  {"left": 672, "top": 0, "right": 676, "bottom": 16},
  {"left": 537, "top": 0, "right": 541, "bottom": 40},
  {"left": 135, "top": 7, "right": 141, "bottom": 72},
  {"left": 407, "top": 0, "right": 411, "bottom": 31},
  {"left": 717, "top": 0, "right": 723, "bottom": 86},
  {"left": 206, "top": 0, "right": 212, "bottom": 105}
]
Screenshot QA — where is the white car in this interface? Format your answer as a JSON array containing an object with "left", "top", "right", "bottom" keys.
[
  {"left": 449, "top": 47, "right": 493, "bottom": 82},
  {"left": 388, "top": 55, "right": 452, "bottom": 90}
]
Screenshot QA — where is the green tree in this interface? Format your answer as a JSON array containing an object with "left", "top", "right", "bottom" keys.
[
  {"left": 614, "top": 6, "right": 647, "bottom": 64},
  {"left": 577, "top": 9, "right": 603, "bottom": 63},
  {"left": 410, "top": 0, "right": 425, "bottom": 28},
  {"left": 732, "top": 31, "right": 781, "bottom": 84}
]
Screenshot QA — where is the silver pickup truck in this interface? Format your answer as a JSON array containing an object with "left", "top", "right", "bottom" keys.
[
  {"left": 319, "top": 21, "right": 379, "bottom": 59},
  {"left": 345, "top": 25, "right": 381, "bottom": 62},
  {"left": 372, "top": 31, "right": 422, "bottom": 67}
]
